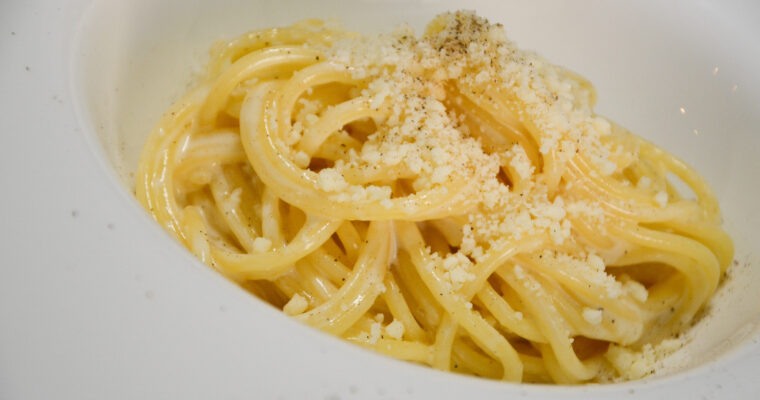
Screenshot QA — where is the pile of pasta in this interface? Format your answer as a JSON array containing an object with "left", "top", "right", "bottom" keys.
[{"left": 137, "top": 12, "right": 733, "bottom": 383}]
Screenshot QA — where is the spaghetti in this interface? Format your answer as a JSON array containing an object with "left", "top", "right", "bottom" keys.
[{"left": 136, "top": 11, "right": 733, "bottom": 383}]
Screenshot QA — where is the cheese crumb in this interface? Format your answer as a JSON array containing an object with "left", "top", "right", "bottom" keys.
[
  {"left": 654, "top": 191, "right": 668, "bottom": 207},
  {"left": 506, "top": 145, "right": 534, "bottom": 179},
  {"left": 605, "top": 338, "right": 684, "bottom": 380},
  {"left": 252, "top": 237, "right": 272, "bottom": 252},
  {"left": 582, "top": 307, "right": 603, "bottom": 325},
  {"left": 624, "top": 280, "right": 649, "bottom": 303},
  {"left": 283, "top": 293, "right": 308, "bottom": 316},
  {"left": 637, "top": 176, "right": 651, "bottom": 189},
  {"left": 385, "top": 320, "right": 405, "bottom": 340},
  {"left": 293, "top": 151, "right": 310, "bottom": 168},
  {"left": 369, "top": 322, "right": 382, "bottom": 345},
  {"left": 226, "top": 188, "right": 242, "bottom": 206},
  {"left": 317, "top": 168, "right": 349, "bottom": 192}
]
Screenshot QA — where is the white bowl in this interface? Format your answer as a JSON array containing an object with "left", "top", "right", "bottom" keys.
[{"left": 2, "top": 0, "right": 758, "bottom": 398}]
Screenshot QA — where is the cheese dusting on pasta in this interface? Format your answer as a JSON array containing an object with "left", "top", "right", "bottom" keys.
[{"left": 137, "top": 11, "right": 733, "bottom": 383}]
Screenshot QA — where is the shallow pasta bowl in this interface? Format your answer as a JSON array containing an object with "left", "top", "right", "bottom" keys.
[{"left": 1, "top": 0, "right": 759, "bottom": 398}]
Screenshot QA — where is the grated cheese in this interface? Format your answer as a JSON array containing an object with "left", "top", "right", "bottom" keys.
[
  {"left": 369, "top": 321, "right": 382, "bottom": 345},
  {"left": 385, "top": 320, "right": 405, "bottom": 340},
  {"left": 654, "top": 190, "right": 668, "bottom": 207},
  {"left": 283, "top": 293, "right": 308, "bottom": 316},
  {"left": 317, "top": 168, "right": 349, "bottom": 192},
  {"left": 605, "top": 338, "right": 685, "bottom": 381},
  {"left": 252, "top": 237, "right": 272, "bottom": 252},
  {"left": 582, "top": 307, "right": 603, "bottom": 325}
]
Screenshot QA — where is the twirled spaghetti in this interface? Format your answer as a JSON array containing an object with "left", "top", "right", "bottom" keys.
[{"left": 136, "top": 12, "right": 733, "bottom": 383}]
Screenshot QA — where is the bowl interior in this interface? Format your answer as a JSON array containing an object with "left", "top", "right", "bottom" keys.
[{"left": 72, "top": 0, "right": 760, "bottom": 386}]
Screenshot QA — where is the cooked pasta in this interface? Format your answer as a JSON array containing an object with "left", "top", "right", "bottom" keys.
[{"left": 136, "top": 11, "right": 733, "bottom": 383}]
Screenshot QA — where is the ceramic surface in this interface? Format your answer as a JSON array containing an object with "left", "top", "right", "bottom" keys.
[{"left": 1, "top": 1, "right": 758, "bottom": 398}]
